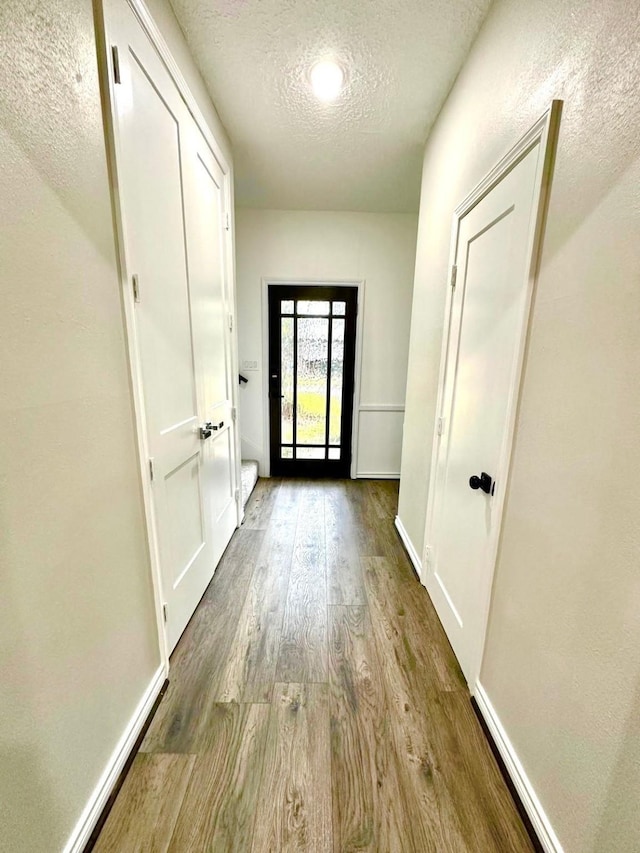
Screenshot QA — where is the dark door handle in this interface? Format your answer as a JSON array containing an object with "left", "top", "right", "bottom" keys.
[
  {"left": 209, "top": 421, "right": 224, "bottom": 431},
  {"left": 469, "top": 472, "right": 494, "bottom": 494},
  {"left": 199, "top": 426, "right": 212, "bottom": 439},
  {"left": 269, "top": 372, "right": 280, "bottom": 400}
]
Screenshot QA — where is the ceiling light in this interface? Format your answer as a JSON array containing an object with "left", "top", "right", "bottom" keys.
[{"left": 310, "top": 60, "right": 344, "bottom": 103}]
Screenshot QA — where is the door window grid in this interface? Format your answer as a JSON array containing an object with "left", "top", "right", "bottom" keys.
[
  {"left": 280, "top": 300, "right": 347, "bottom": 318},
  {"left": 280, "top": 297, "right": 346, "bottom": 461}
]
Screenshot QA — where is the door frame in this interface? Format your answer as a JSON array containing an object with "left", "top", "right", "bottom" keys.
[
  {"left": 422, "top": 101, "right": 562, "bottom": 688},
  {"left": 261, "top": 279, "right": 365, "bottom": 478},
  {"left": 94, "top": 0, "right": 243, "bottom": 671}
]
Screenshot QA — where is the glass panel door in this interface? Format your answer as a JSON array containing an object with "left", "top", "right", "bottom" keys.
[{"left": 268, "top": 285, "right": 358, "bottom": 477}]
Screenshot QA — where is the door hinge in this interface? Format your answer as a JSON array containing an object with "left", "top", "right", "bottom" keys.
[
  {"left": 231, "top": 406, "right": 237, "bottom": 422},
  {"left": 234, "top": 488, "right": 240, "bottom": 502},
  {"left": 450, "top": 264, "right": 457, "bottom": 289},
  {"left": 132, "top": 273, "right": 140, "bottom": 303},
  {"left": 228, "top": 313, "right": 233, "bottom": 331},
  {"left": 437, "top": 416, "right": 445, "bottom": 437},
  {"left": 224, "top": 212, "right": 230, "bottom": 231},
  {"left": 111, "top": 45, "right": 121, "bottom": 85},
  {"left": 425, "top": 545, "right": 433, "bottom": 566},
  {"left": 149, "top": 458, "right": 155, "bottom": 481},
  {"left": 162, "top": 603, "right": 167, "bottom": 623}
]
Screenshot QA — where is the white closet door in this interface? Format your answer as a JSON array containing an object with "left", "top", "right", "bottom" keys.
[
  {"left": 182, "top": 122, "right": 238, "bottom": 567},
  {"left": 424, "top": 130, "right": 551, "bottom": 683},
  {"left": 110, "top": 1, "right": 236, "bottom": 651}
]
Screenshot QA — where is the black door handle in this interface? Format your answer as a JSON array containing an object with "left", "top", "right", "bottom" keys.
[
  {"left": 199, "top": 426, "right": 212, "bottom": 439},
  {"left": 469, "top": 472, "right": 494, "bottom": 494},
  {"left": 269, "top": 372, "right": 280, "bottom": 400}
]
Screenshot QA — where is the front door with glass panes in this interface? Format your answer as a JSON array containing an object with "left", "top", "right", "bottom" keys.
[{"left": 268, "top": 285, "right": 358, "bottom": 476}]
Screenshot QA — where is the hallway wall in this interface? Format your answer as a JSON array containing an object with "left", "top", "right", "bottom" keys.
[
  {"left": 397, "top": 0, "right": 640, "bottom": 851},
  {"left": 235, "top": 209, "right": 418, "bottom": 477},
  {"left": 0, "top": 1, "right": 231, "bottom": 850}
]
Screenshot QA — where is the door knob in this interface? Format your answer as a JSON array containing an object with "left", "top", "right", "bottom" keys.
[{"left": 469, "top": 472, "right": 493, "bottom": 494}]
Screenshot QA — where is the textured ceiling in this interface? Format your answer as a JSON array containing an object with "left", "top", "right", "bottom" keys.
[{"left": 169, "top": 0, "right": 492, "bottom": 212}]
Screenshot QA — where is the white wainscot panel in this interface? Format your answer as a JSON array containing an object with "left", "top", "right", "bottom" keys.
[{"left": 356, "top": 406, "right": 404, "bottom": 478}]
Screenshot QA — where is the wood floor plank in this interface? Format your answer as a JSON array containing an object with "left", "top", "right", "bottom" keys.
[
  {"left": 93, "top": 753, "right": 195, "bottom": 853},
  {"left": 429, "top": 691, "right": 536, "bottom": 853},
  {"left": 343, "top": 481, "right": 392, "bottom": 559},
  {"left": 270, "top": 478, "right": 304, "bottom": 521},
  {"left": 275, "top": 486, "right": 327, "bottom": 683},
  {"left": 363, "top": 554, "right": 466, "bottom": 692},
  {"left": 168, "top": 703, "right": 270, "bottom": 852},
  {"left": 326, "top": 525, "right": 366, "bottom": 606},
  {"left": 214, "top": 521, "right": 296, "bottom": 703},
  {"left": 242, "top": 477, "right": 282, "bottom": 529},
  {"left": 251, "top": 683, "right": 332, "bottom": 853},
  {"left": 370, "top": 479, "right": 399, "bottom": 517},
  {"left": 362, "top": 556, "right": 533, "bottom": 852},
  {"left": 328, "top": 606, "right": 434, "bottom": 852},
  {"left": 370, "top": 479, "right": 400, "bottom": 517},
  {"left": 325, "top": 485, "right": 366, "bottom": 606},
  {"left": 345, "top": 479, "right": 410, "bottom": 565},
  {"left": 141, "top": 529, "right": 265, "bottom": 753}
]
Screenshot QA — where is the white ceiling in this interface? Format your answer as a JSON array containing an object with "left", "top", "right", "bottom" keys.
[{"left": 169, "top": 0, "right": 492, "bottom": 212}]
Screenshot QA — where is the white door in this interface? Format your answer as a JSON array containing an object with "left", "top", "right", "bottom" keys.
[
  {"left": 182, "top": 123, "right": 238, "bottom": 569},
  {"left": 423, "top": 110, "right": 558, "bottom": 684},
  {"left": 109, "top": 2, "right": 237, "bottom": 651}
]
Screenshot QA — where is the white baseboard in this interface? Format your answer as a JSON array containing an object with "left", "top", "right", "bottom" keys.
[
  {"left": 474, "top": 681, "right": 564, "bottom": 853},
  {"left": 63, "top": 664, "right": 166, "bottom": 853},
  {"left": 357, "top": 472, "right": 400, "bottom": 479},
  {"left": 394, "top": 515, "right": 423, "bottom": 579}
]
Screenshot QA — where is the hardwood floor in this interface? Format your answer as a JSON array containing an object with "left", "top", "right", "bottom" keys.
[{"left": 93, "top": 479, "right": 534, "bottom": 853}]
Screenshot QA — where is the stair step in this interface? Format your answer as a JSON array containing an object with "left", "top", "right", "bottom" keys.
[{"left": 240, "top": 459, "right": 259, "bottom": 509}]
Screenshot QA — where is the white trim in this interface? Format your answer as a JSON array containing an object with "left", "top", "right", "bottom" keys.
[
  {"left": 358, "top": 403, "right": 405, "bottom": 412},
  {"left": 260, "top": 278, "right": 365, "bottom": 478},
  {"left": 422, "top": 101, "right": 562, "bottom": 684},
  {"left": 394, "top": 515, "right": 423, "bottom": 578},
  {"left": 357, "top": 471, "right": 400, "bottom": 479},
  {"left": 474, "top": 682, "right": 564, "bottom": 853},
  {"left": 63, "top": 665, "right": 165, "bottom": 853}
]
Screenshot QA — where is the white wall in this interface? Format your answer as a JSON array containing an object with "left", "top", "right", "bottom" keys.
[
  {"left": 235, "top": 209, "right": 418, "bottom": 477},
  {"left": 0, "top": 1, "right": 231, "bottom": 850},
  {"left": 398, "top": 1, "right": 640, "bottom": 851}
]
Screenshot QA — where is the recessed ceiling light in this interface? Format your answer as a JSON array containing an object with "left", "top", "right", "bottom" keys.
[{"left": 310, "top": 60, "right": 344, "bottom": 103}]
